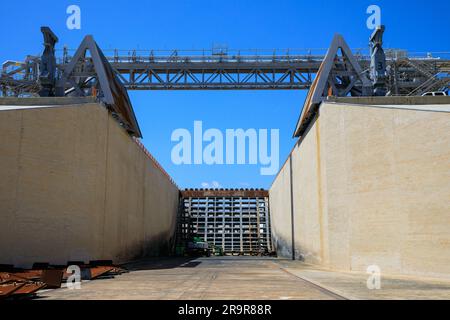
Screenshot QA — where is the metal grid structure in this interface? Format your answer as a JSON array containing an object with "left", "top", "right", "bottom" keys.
[
  {"left": 1, "top": 28, "right": 449, "bottom": 96},
  {"left": 3, "top": 49, "right": 449, "bottom": 94},
  {"left": 178, "top": 189, "right": 273, "bottom": 255}
]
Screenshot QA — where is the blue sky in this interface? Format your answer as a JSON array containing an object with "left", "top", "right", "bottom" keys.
[{"left": 2, "top": 0, "right": 449, "bottom": 189}]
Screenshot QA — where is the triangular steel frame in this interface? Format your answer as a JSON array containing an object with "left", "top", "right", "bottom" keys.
[
  {"left": 293, "top": 34, "right": 372, "bottom": 138},
  {"left": 57, "top": 36, "right": 142, "bottom": 138}
]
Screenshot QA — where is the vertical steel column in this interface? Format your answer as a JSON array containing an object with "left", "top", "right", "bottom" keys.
[
  {"left": 213, "top": 197, "right": 216, "bottom": 247},
  {"left": 239, "top": 197, "right": 243, "bottom": 253},
  {"left": 222, "top": 197, "right": 225, "bottom": 252},
  {"left": 188, "top": 198, "right": 192, "bottom": 241},
  {"left": 265, "top": 197, "right": 272, "bottom": 252},
  {"left": 229, "top": 197, "right": 233, "bottom": 253},
  {"left": 256, "top": 198, "right": 261, "bottom": 254},
  {"left": 204, "top": 197, "right": 209, "bottom": 243}
]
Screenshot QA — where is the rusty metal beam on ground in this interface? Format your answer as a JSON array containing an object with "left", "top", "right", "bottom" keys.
[{"left": 0, "top": 262, "right": 128, "bottom": 299}]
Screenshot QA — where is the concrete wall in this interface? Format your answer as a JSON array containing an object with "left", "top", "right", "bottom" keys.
[
  {"left": 270, "top": 98, "right": 450, "bottom": 279},
  {"left": 0, "top": 99, "right": 179, "bottom": 267}
]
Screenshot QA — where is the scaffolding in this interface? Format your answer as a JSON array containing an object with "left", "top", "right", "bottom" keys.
[{"left": 177, "top": 189, "right": 273, "bottom": 255}]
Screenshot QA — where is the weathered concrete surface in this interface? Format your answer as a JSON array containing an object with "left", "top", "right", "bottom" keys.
[
  {"left": 0, "top": 99, "right": 179, "bottom": 267},
  {"left": 39, "top": 257, "right": 344, "bottom": 300},
  {"left": 270, "top": 97, "right": 450, "bottom": 279},
  {"left": 276, "top": 260, "right": 450, "bottom": 300},
  {"left": 39, "top": 257, "right": 450, "bottom": 300}
]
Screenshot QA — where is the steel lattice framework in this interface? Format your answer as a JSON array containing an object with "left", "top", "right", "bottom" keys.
[
  {"left": 1, "top": 26, "right": 449, "bottom": 100},
  {"left": 109, "top": 52, "right": 450, "bottom": 95},
  {"left": 1, "top": 26, "right": 449, "bottom": 141},
  {"left": 177, "top": 189, "right": 273, "bottom": 255},
  {"left": 2, "top": 50, "right": 449, "bottom": 95},
  {"left": 108, "top": 53, "right": 320, "bottom": 90}
]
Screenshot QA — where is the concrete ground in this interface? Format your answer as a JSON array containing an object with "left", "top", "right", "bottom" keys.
[{"left": 39, "top": 257, "right": 450, "bottom": 300}]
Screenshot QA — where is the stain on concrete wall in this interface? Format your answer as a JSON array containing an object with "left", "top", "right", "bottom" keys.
[{"left": 0, "top": 102, "right": 179, "bottom": 268}]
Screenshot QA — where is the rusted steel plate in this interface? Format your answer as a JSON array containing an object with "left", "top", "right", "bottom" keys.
[
  {"left": 63, "top": 266, "right": 115, "bottom": 281},
  {"left": 0, "top": 272, "right": 29, "bottom": 283},
  {"left": 111, "top": 266, "right": 128, "bottom": 274},
  {"left": 11, "top": 282, "right": 46, "bottom": 297},
  {"left": 1, "top": 260, "right": 124, "bottom": 298},
  {"left": 89, "top": 266, "right": 114, "bottom": 280},
  {"left": 87, "top": 260, "right": 127, "bottom": 274},
  {"left": 41, "top": 269, "right": 63, "bottom": 289},
  {"left": 0, "top": 282, "right": 25, "bottom": 298},
  {"left": 13, "top": 270, "right": 43, "bottom": 281},
  {"left": 0, "top": 272, "right": 13, "bottom": 283}
]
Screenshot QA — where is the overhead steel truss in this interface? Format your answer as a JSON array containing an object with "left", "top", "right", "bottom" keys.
[
  {"left": 105, "top": 51, "right": 322, "bottom": 90},
  {"left": 1, "top": 26, "right": 449, "bottom": 103},
  {"left": 109, "top": 52, "right": 449, "bottom": 95},
  {"left": 3, "top": 50, "right": 449, "bottom": 95},
  {"left": 2, "top": 26, "right": 449, "bottom": 141}
]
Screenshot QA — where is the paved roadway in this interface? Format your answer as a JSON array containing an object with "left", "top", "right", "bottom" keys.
[{"left": 39, "top": 257, "right": 450, "bottom": 300}]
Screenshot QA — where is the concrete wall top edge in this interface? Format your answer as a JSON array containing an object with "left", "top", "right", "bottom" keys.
[
  {"left": 324, "top": 101, "right": 450, "bottom": 113},
  {"left": 133, "top": 137, "right": 179, "bottom": 190},
  {"left": 0, "top": 97, "right": 96, "bottom": 106},
  {"left": 327, "top": 95, "right": 450, "bottom": 106},
  {"left": 0, "top": 104, "right": 93, "bottom": 112}
]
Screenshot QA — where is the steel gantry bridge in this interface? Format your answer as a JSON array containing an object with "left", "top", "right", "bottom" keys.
[
  {"left": 1, "top": 26, "right": 449, "bottom": 137},
  {"left": 3, "top": 47, "right": 450, "bottom": 94},
  {"left": 106, "top": 49, "right": 450, "bottom": 94},
  {"left": 108, "top": 49, "right": 319, "bottom": 91}
]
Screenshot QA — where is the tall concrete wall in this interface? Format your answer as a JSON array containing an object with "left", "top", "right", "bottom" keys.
[
  {"left": 270, "top": 98, "right": 450, "bottom": 279},
  {"left": 0, "top": 99, "right": 179, "bottom": 268}
]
